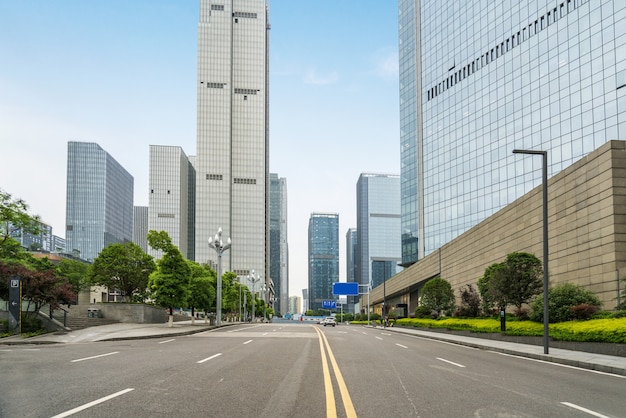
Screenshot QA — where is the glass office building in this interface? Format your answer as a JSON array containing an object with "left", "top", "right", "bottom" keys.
[
  {"left": 308, "top": 213, "right": 339, "bottom": 311},
  {"left": 194, "top": 0, "right": 270, "bottom": 281},
  {"left": 356, "top": 174, "right": 402, "bottom": 290},
  {"left": 269, "top": 173, "right": 289, "bottom": 315},
  {"left": 65, "top": 142, "right": 134, "bottom": 262},
  {"left": 399, "top": 0, "right": 626, "bottom": 263}
]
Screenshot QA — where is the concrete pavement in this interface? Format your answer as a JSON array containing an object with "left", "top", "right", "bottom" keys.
[{"left": 1, "top": 321, "right": 625, "bottom": 377}]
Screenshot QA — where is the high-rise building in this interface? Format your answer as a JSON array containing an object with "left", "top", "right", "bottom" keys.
[
  {"left": 9, "top": 221, "right": 52, "bottom": 252},
  {"left": 269, "top": 173, "right": 288, "bottom": 315},
  {"left": 289, "top": 296, "right": 302, "bottom": 315},
  {"left": 345, "top": 227, "right": 357, "bottom": 313},
  {"left": 148, "top": 145, "right": 195, "bottom": 260},
  {"left": 399, "top": 0, "right": 626, "bottom": 265},
  {"left": 356, "top": 174, "right": 402, "bottom": 291},
  {"left": 308, "top": 213, "right": 339, "bottom": 311},
  {"left": 194, "top": 0, "right": 270, "bottom": 283},
  {"left": 65, "top": 142, "right": 134, "bottom": 262},
  {"left": 133, "top": 206, "right": 148, "bottom": 253}
]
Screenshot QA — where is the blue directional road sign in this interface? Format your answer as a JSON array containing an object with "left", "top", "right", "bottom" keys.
[
  {"left": 332, "top": 282, "right": 359, "bottom": 296},
  {"left": 322, "top": 300, "right": 337, "bottom": 309}
]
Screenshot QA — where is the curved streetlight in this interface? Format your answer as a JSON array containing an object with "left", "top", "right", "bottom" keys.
[
  {"left": 513, "top": 149, "right": 549, "bottom": 354},
  {"left": 261, "top": 283, "right": 268, "bottom": 322},
  {"left": 208, "top": 228, "right": 231, "bottom": 326},
  {"left": 247, "top": 271, "right": 261, "bottom": 323}
]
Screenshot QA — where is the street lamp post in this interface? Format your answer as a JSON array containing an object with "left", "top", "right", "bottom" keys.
[
  {"left": 247, "top": 271, "right": 261, "bottom": 323},
  {"left": 261, "top": 284, "right": 267, "bottom": 322},
  {"left": 513, "top": 149, "right": 549, "bottom": 354},
  {"left": 237, "top": 276, "right": 243, "bottom": 322},
  {"left": 208, "top": 228, "right": 231, "bottom": 327}
]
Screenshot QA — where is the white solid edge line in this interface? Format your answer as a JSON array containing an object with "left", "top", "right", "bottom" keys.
[
  {"left": 70, "top": 352, "right": 120, "bottom": 363},
  {"left": 560, "top": 402, "right": 610, "bottom": 418},
  {"left": 197, "top": 353, "right": 222, "bottom": 363},
  {"left": 491, "top": 351, "right": 626, "bottom": 379},
  {"left": 436, "top": 357, "right": 466, "bottom": 368},
  {"left": 50, "top": 388, "right": 134, "bottom": 418}
]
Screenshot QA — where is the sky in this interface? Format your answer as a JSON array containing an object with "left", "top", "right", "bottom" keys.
[{"left": 0, "top": 1, "right": 400, "bottom": 298}]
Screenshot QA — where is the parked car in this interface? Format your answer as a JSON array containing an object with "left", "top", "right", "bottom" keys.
[{"left": 323, "top": 317, "right": 336, "bottom": 327}]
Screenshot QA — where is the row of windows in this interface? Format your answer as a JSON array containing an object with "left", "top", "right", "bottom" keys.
[
  {"left": 206, "top": 174, "right": 258, "bottom": 185},
  {"left": 202, "top": 82, "right": 226, "bottom": 89},
  {"left": 427, "top": 0, "right": 587, "bottom": 101},
  {"left": 234, "top": 88, "right": 259, "bottom": 95},
  {"left": 200, "top": 82, "right": 262, "bottom": 95},
  {"left": 234, "top": 177, "right": 257, "bottom": 185},
  {"left": 157, "top": 213, "right": 175, "bottom": 218},
  {"left": 210, "top": 4, "right": 258, "bottom": 20}
]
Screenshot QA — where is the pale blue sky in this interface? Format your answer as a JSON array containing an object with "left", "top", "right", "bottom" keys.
[{"left": 0, "top": 1, "right": 400, "bottom": 296}]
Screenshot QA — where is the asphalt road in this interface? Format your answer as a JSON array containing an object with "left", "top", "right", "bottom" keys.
[{"left": 0, "top": 323, "right": 624, "bottom": 418}]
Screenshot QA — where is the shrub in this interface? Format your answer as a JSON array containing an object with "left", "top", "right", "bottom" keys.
[
  {"left": 530, "top": 283, "right": 602, "bottom": 323},
  {"left": 414, "top": 305, "right": 434, "bottom": 318},
  {"left": 571, "top": 303, "right": 599, "bottom": 320},
  {"left": 455, "top": 284, "right": 481, "bottom": 317},
  {"left": 513, "top": 307, "right": 529, "bottom": 320},
  {"left": 421, "top": 278, "right": 455, "bottom": 315}
]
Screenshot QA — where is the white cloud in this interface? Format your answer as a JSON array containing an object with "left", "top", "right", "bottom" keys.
[
  {"left": 303, "top": 69, "right": 339, "bottom": 85},
  {"left": 371, "top": 47, "right": 399, "bottom": 80}
]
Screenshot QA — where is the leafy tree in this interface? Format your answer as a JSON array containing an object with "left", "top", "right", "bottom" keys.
[
  {"left": 478, "top": 263, "right": 505, "bottom": 314},
  {"left": 420, "top": 277, "right": 455, "bottom": 316},
  {"left": 530, "top": 283, "right": 602, "bottom": 323},
  {"left": 89, "top": 242, "right": 156, "bottom": 302},
  {"left": 0, "top": 189, "right": 41, "bottom": 259},
  {"left": 187, "top": 261, "right": 215, "bottom": 321},
  {"left": 147, "top": 230, "right": 191, "bottom": 326},
  {"left": 480, "top": 253, "right": 543, "bottom": 317},
  {"left": 56, "top": 258, "right": 91, "bottom": 300}
]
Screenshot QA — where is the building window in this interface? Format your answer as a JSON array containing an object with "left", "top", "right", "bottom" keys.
[{"left": 207, "top": 174, "right": 223, "bottom": 180}]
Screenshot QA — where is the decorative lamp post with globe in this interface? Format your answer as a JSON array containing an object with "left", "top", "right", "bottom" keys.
[{"left": 208, "top": 228, "right": 231, "bottom": 327}]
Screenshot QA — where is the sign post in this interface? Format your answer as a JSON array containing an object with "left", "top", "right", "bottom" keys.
[{"left": 8, "top": 276, "right": 21, "bottom": 334}]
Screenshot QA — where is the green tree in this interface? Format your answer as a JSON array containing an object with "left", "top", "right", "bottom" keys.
[
  {"left": 420, "top": 277, "right": 455, "bottom": 316},
  {"left": 147, "top": 230, "right": 190, "bottom": 326},
  {"left": 89, "top": 242, "right": 156, "bottom": 302},
  {"left": 187, "top": 261, "right": 216, "bottom": 322},
  {"left": 56, "top": 258, "right": 91, "bottom": 301},
  {"left": 0, "top": 189, "right": 41, "bottom": 259},
  {"left": 478, "top": 262, "right": 507, "bottom": 314},
  {"left": 491, "top": 252, "right": 543, "bottom": 314}
]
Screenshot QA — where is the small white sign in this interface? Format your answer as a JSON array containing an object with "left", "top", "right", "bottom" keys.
[{"left": 11, "top": 279, "right": 19, "bottom": 287}]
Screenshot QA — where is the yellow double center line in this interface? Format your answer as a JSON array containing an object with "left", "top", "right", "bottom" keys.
[{"left": 314, "top": 326, "right": 357, "bottom": 418}]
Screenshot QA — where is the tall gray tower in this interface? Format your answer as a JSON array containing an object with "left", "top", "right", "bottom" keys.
[{"left": 194, "top": 0, "right": 270, "bottom": 282}]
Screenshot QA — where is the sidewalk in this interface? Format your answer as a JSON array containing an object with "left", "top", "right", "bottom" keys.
[
  {"left": 2, "top": 322, "right": 625, "bottom": 377},
  {"left": 376, "top": 325, "right": 626, "bottom": 377}
]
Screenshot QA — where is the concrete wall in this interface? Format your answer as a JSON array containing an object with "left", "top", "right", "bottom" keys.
[
  {"left": 367, "top": 140, "right": 626, "bottom": 314},
  {"left": 97, "top": 304, "right": 168, "bottom": 323}
]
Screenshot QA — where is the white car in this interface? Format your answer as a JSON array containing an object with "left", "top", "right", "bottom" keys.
[{"left": 323, "top": 317, "right": 336, "bottom": 327}]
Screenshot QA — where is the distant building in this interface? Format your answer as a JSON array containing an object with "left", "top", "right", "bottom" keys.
[
  {"left": 148, "top": 145, "right": 195, "bottom": 260},
  {"left": 308, "top": 213, "right": 339, "bottom": 311},
  {"left": 9, "top": 221, "right": 52, "bottom": 252},
  {"left": 194, "top": 0, "right": 270, "bottom": 284},
  {"left": 133, "top": 206, "right": 148, "bottom": 253},
  {"left": 269, "top": 173, "right": 288, "bottom": 315},
  {"left": 51, "top": 235, "right": 65, "bottom": 253},
  {"left": 289, "top": 296, "right": 302, "bottom": 315},
  {"left": 356, "top": 173, "right": 402, "bottom": 295},
  {"left": 65, "top": 142, "right": 134, "bottom": 262},
  {"left": 302, "top": 288, "right": 308, "bottom": 312}
]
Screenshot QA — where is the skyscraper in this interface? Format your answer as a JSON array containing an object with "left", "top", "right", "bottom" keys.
[
  {"left": 194, "top": 0, "right": 270, "bottom": 282},
  {"left": 399, "top": 0, "right": 625, "bottom": 264},
  {"left": 269, "top": 173, "right": 288, "bottom": 315},
  {"left": 133, "top": 206, "right": 148, "bottom": 253},
  {"left": 356, "top": 174, "right": 402, "bottom": 290},
  {"left": 149, "top": 145, "right": 195, "bottom": 260},
  {"left": 65, "top": 141, "right": 133, "bottom": 262},
  {"left": 308, "top": 213, "right": 339, "bottom": 311}
]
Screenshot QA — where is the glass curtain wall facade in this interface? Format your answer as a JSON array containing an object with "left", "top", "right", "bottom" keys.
[
  {"left": 133, "top": 206, "right": 149, "bottom": 253},
  {"left": 308, "top": 213, "right": 339, "bottom": 312},
  {"left": 400, "top": 0, "right": 626, "bottom": 259},
  {"left": 195, "top": 0, "right": 270, "bottom": 281},
  {"left": 149, "top": 145, "right": 194, "bottom": 260},
  {"left": 346, "top": 227, "right": 357, "bottom": 313},
  {"left": 269, "top": 173, "right": 289, "bottom": 315},
  {"left": 356, "top": 174, "right": 402, "bottom": 290},
  {"left": 65, "top": 142, "right": 134, "bottom": 262}
]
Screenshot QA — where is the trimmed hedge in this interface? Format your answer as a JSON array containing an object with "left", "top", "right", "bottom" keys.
[{"left": 351, "top": 317, "right": 626, "bottom": 343}]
